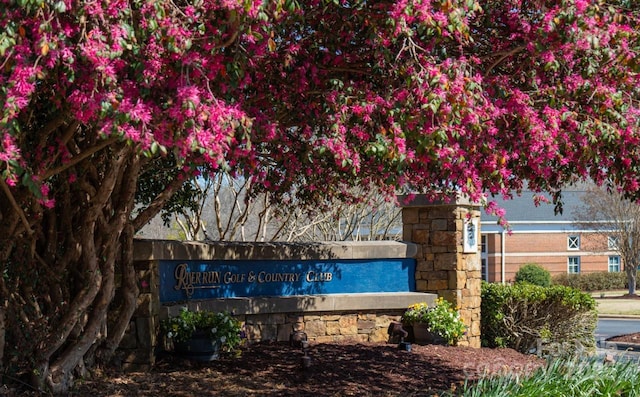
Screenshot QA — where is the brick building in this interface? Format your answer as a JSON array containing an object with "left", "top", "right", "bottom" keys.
[{"left": 480, "top": 190, "right": 622, "bottom": 283}]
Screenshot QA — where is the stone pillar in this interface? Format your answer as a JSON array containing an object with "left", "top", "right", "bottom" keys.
[{"left": 401, "top": 195, "right": 482, "bottom": 348}]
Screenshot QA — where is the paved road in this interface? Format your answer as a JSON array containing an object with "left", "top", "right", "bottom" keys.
[
  {"left": 596, "top": 318, "right": 640, "bottom": 362},
  {"left": 596, "top": 318, "right": 640, "bottom": 340}
]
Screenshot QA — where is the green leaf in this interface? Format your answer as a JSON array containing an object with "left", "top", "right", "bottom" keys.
[{"left": 54, "top": 1, "right": 66, "bottom": 13}]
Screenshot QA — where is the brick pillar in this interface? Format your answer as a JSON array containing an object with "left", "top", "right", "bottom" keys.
[{"left": 401, "top": 195, "right": 482, "bottom": 347}]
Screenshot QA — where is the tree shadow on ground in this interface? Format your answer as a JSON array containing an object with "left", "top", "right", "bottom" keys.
[{"left": 66, "top": 342, "right": 544, "bottom": 397}]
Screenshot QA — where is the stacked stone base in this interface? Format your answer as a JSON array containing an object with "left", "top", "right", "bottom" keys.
[
  {"left": 118, "top": 292, "right": 436, "bottom": 370},
  {"left": 244, "top": 311, "right": 403, "bottom": 344},
  {"left": 116, "top": 311, "right": 404, "bottom": 371}
]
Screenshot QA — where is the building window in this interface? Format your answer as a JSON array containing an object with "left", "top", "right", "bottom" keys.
[
  {"left": 481, "top": 258, "right": 488, "bottom": 281},
  {"left": 568, "top": 256, "right": 580, "bottom": 274},
  {"left": 480, "top": 235, "right": 488, "bottom": 281},
  {"left": 608, "top": 256, "right": 621, "bottom": 272},
  {"left": 568, "top": 235, "right": 580, "bottom": 250},
  {"left": 608, "top": 236, "right": 619, "bottom": 250}
]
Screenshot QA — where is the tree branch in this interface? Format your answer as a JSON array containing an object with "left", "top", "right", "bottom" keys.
[
  {"left": 0, "top": 178, "right": 34, "bottom": 236},
  {"left": 484, "top": 45, "right": 526, "bottom": 75},
  {"left": 43, "top": 135, "right": 119, "bottom": 179},
  {"left": 132, "top": 171, "right": 187, "bottom": 232}
]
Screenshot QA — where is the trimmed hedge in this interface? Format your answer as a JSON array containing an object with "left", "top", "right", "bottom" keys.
[
  {"left": 552, "top": 272, "right": 627, "bottom": 291},
  {"left": 481, "top": 282, "right": 597, "bottom": 356},
  {"left": 515, "top": 263, "right": 551, "bottom": 287}
]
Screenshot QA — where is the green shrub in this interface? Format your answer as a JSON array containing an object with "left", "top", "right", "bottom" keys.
[
  {"left": 401, "top": 298, "right": 467, "bottom": 345},
  {"left": 481, "top": 282, "right": 597, "bottom": 356},
  {"left": 160, "top": 308, "right": 243, "bottom": 353},
  {"left": 515, "top": 263, "right": 551, "bottom": 287},
  {"left": 553, "top": 271, "right": 627, "bottom": 291}
]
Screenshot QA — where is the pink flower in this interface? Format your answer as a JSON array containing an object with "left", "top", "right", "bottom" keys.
[
  {"left": 5, "top": 176, "right": 17, "bottom": 187},
  {"left": 40, "top": 183, "right": 50, "bottom": 197},
  {"left": 575, "top": 0, "right": 588, "bottom": 13}
]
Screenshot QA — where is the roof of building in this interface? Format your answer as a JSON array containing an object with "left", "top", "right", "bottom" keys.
[{"left": 481, "top": 190, "right": 589, "bottom": 226}]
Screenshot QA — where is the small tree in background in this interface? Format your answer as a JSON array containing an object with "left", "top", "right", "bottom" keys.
[
  {"left": 140, "top": 173, "right": 402, "bottom": 242},
  {"left": 515, "top": 263, "right": 552, "bottom": 287},
  {"left": 574, "top": 186, "right": 640, "bottom": 296}
]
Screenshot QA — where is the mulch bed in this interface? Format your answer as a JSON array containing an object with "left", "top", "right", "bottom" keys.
[
  {"left": 64, "top": 342, "right": 544, "bottom": 397},
  {"left": 602, "top": 294, "right": 640, "bottom": 299},
  {"left": 607, "top": 332, "right": 640, "bottom": 344}
]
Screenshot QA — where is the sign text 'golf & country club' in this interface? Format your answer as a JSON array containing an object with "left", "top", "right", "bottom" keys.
[{"left": 173, "top": 263, "right": 333, "bottom": 297}]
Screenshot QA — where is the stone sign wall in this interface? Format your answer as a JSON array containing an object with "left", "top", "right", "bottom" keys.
[
  {"left": 119, "top": 196, "right": 482, "bottom": 369},
  {"left": 120, "top": 240, "right": 433, "bottom": 370}
]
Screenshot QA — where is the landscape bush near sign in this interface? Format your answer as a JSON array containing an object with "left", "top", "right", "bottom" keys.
[
  {"left": 553, "top": 272, "right": 628, "bottom": 292},
  {"left": 514, "top": 263, "right": 552, "bottom": 287},
  {"left": 481, "top": 283, "right": 597, "bottom": 356}
]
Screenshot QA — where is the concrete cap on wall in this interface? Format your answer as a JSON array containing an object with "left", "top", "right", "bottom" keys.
[
  {"left": 133, "top": 239, "right": 418, "bottom": 261},
  {"left": 162, "top": 292, "right": 437, "bottom": 317},
  {"left": 397, "top": 193, "right": 480, "bottom": 208}
]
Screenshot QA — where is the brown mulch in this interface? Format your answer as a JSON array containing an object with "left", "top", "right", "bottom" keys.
[
  {"left": 63, "top": 342, "right": 544, "bottom": 397},
  {"left": 602, "top": 293, "right": 640, "bottom": 299},
  {"left": 608, "top": 332, "right": 640, "bottom": 344}
]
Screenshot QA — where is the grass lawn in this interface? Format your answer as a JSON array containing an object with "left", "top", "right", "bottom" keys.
[{"left": 592, "top": 290, "right": 640, "bottom": 316}]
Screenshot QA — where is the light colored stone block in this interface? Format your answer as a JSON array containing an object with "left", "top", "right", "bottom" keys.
[
  {"left": 449, "top": 270, "right": 467, "bottom": 289},
  {"left": 326, "top": 321, "right": 341, "bottom": 336},
  {"left": 339, "top": 315, "right": 357, "bottom": 327},
  {"left": 305, "top": 319, "right": 326, "bottom": 337},
  {"left": 465, "top": 278, "right": 482, "bottom": 292},
  {"left": 314, "top": 335, "right": 334, "bottom": 343},
  {"left": 369, "top": 327, "right": 390, "bottom": 343},
  {"left": 466, "top": 255, "right": 481, "bottom": 271},
  {"left": 357, "top": 319, "right": 376, "bottom": 332}
]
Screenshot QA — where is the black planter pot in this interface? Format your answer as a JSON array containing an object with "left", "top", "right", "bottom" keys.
[
  {"left": 173, "top": 330, "right": 221, "bottom": 362},
  {"left": 408, "top": 323, "right": 448, "bottom": 346}
]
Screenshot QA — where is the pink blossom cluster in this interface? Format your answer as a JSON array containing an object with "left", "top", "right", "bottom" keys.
[{"left": 1, "top": 0, "right": 639, "bottom": 220}]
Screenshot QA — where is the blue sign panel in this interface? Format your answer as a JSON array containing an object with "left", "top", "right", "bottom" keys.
[{"left": 159, "top": 259, "right": 415, "bottom": 303}]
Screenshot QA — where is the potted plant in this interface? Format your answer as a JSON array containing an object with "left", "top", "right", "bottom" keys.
[
  {"left": 401, "top": 298, "right": 466, "bottom": 346},
  {"left": 160, "top": 308, "right": 244, "bottom": 361}
]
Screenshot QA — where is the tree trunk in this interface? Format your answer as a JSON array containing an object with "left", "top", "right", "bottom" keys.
[
  {"left": 0, "top": 138, "right": 188, "bottom": 393},
  {"left": 628, "top": 270, "right": 637, "bottom": 296},
  {"left": 97, "top": 223, "right": 140, "bottom": 362},
  {"left": 0, "top": 306, "right": 4, "bottom": 374}
]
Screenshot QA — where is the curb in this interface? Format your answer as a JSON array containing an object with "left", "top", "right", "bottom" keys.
[
  {"left": 596, "top": 316, "right": 640, "bottom": 352},
  {"left": 600, "top": 341, "right": 640, "bottom": 352},
  {"left": 598, "top": 314, "right": 640, "bottom": 319}
]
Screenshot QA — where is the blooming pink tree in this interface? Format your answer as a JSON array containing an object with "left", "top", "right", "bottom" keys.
[{"left": 1, "top": 0, "right": 639, "bottom": 392}]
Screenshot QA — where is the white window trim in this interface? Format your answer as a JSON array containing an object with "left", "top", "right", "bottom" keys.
[
  {"left": 608, "top": 255, "right": 621, "bottom": 273},
  {"left": 568, "top": 256, "right": 580, "bottom": 274},
  {"left": 608, "top": 236, "right": 619, "bottom": 250},
  {"left": 568, "top": 235, "right": 580, "bottom": 250}
]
